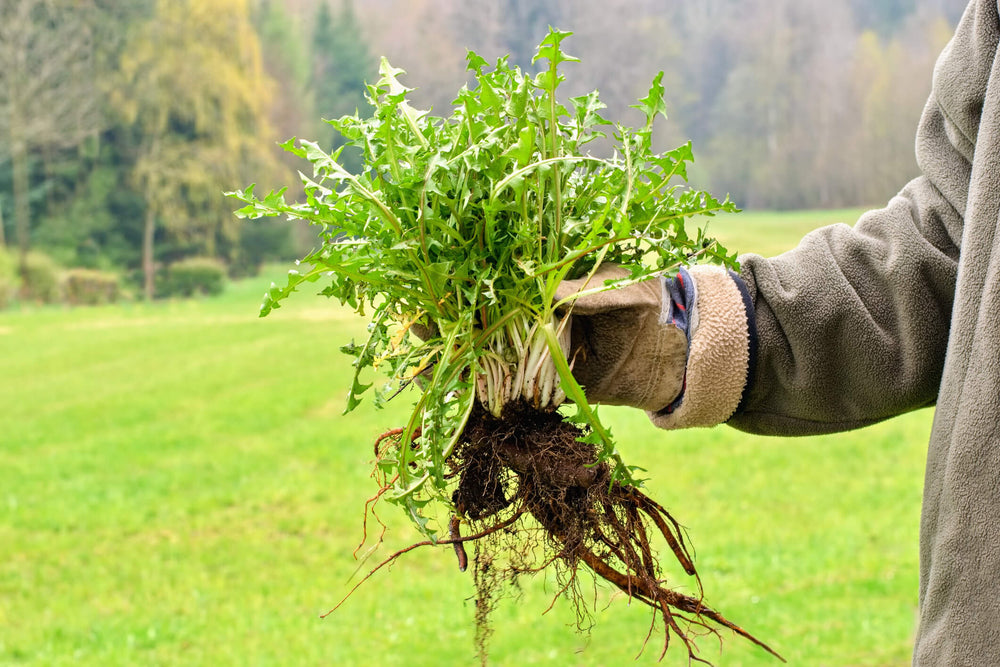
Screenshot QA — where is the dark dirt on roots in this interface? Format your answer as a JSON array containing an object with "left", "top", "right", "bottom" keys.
[{"left": 349, "top": 403, "right": 783, "bottom": 665}]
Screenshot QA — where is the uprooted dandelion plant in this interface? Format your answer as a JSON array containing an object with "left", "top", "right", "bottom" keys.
[{"left": 228, "top": 29, "right": 781, "bottom": 665}]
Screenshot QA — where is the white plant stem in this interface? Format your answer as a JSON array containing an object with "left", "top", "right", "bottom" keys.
[{"left": 476, "top": 313, "right": 571, "bottom": 418}]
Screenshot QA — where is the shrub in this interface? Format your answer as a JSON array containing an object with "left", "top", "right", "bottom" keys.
[
  {"left": 21, "top": 252, "right": 62, "bottom": 304},
  {"left": 164, "top": 257, "right": 227, "bottom": 298},
  {"left": 63, "top": 268, "right": 121, "bottom": 306}
]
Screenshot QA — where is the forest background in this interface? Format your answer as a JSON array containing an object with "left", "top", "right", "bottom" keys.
[{"left": 0, "top": 0, "right": 970, "bottom": 302}]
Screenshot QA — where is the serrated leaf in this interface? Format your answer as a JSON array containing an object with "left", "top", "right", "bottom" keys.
[
  {"left": 344, "top": 375, "right": 372, "bottom": 413},
  {"left": 506, "top": 76, "right": 529, "bottom": 118},
  {"left": 631, "top": 71, "right": 669, "bottom": 126},
  {"left": 532, "top": 28, "right": 580, "bottom": 67},
  {"left": 466, "top": 50, "right": 489, "bottom": 73},
  {"left": 504, "top": 125, "right": 535, "bottom": 168}
]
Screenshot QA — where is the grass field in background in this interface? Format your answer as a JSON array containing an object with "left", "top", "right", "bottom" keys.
[
  {"left": 1, "top": 207, "right": 930, "bottom": 666},
  {"left": 710, "top": 207, "right": 868, "bottom": 259}
]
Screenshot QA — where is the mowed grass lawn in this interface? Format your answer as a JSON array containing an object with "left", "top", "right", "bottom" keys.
[{"left": 1, "top": 207, "right": 933, "bottom": 666}]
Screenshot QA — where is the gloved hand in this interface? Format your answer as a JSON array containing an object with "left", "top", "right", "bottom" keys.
[
  {"left": 555, "top": 263, "right": 755, "bottom": 429},
  {"left": 554, "top": 264, "right": 687, "bottom": 411}
]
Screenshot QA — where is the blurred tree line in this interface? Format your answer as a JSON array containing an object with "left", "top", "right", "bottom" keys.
[
  {"left": 366, "top": 0, "right": 964, "bottom": 209},
  {"left": 0, "top": 0, "right": 371, "bottom": 299},
  {"left": 0, "top": 0, "right": 968, "bottom": 299}
]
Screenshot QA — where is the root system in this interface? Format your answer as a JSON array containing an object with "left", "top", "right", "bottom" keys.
[{"left": 342, "top": 403, "right": 783, "bottom": 665}]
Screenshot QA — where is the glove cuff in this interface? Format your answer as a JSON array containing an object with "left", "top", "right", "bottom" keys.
[{"left": 648, "top": 265, "right": 755, "bottom": 429}]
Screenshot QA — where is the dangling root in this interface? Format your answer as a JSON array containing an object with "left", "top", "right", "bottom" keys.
[
  {"left": 347, "top": 404, "right": 783, "bottom": 665},
  {"left": 323, "top": 505, "right": 527, "bottom": 618},
  {"left": 570, "top": 538, "right": 782, "bottom": 662}
]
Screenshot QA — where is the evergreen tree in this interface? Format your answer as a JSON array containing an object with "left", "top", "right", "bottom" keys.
[{"left": 311, "top": 0, "right": 372, "bottom": 166}]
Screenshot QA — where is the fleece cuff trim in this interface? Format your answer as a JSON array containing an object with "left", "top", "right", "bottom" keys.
[{"left": 648, "top": 265, "right": 751, "bottom": 429}]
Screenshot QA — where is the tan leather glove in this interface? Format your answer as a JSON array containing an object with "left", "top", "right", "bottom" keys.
[{"left": 556, "top": 263, "right": 754, "bottom": 429}]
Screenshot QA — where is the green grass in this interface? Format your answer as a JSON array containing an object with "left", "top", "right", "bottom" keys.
[
  {"left": 1, "top": 208, "right": 926, "bottom": 666},
  {"left": 710, "top": 208, "right": 867, "bottom": 259}
]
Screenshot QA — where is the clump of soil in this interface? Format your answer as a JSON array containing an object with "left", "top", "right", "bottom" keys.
[
  {"left": 449, "top": 403, "right": 781, "bottom": 664},
  {"left": 347, "top": 403, "right": 783, "bottom": 665}
]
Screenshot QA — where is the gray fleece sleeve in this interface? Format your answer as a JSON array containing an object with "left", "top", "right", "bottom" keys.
[{"left": 725, "top": 2, "right": 987, "bottom": 435}]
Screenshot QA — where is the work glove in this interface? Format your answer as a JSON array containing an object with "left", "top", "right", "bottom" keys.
[{"left": 555, "top": 263, "right": 756, "bottom": 429}]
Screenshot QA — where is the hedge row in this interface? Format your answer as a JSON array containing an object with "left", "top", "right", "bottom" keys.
[
  {"left": 162, "top": 257, "right": 227, "bottom": 298},
  {"left": 0, "top": 249, "right": 228, "bottom": 308},
  {"left": 64, "top": 268, "right": 122, "bottom": 306}
]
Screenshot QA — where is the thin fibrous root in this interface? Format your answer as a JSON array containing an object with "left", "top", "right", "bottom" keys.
[
  {"left": 324, "top": 506, "right": 526, "bottom": 619},
  {"left": 373, "top": 426, "right": 422, "bottom": 458}
]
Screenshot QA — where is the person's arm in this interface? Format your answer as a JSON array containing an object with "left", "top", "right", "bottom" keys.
[
  {"left": 727, "top": 0, "right": 987, "bottom": 436},
  {"left": 729, "top": 191, "right": 960, "bottom": 435},
  {"left": 560, "top": 0, "right": 986, "bottom": 436}
]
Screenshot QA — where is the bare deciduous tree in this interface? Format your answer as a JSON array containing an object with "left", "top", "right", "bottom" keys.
[{"left": 0, "top": 0, "right": 102, "bottom": 271}]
